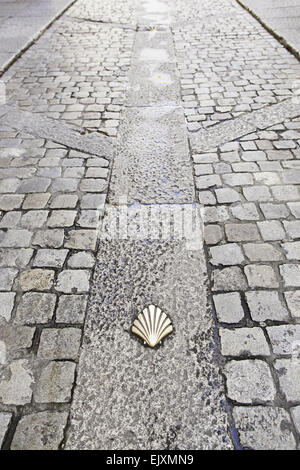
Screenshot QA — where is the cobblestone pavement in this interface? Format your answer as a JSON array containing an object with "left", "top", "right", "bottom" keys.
[{"left": 0, "top": 0, "right": 300, "bottom": 450}]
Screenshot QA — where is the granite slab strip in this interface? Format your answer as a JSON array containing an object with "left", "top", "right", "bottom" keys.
[
  {"left": 66, "top": 208, "right": 233, "bottom": 450},
  {"left": 190, "top": 99, "right": 300, "bottom": 152},
  {"left": 0, "top": 106, "right": 114, "bottom": 159}
]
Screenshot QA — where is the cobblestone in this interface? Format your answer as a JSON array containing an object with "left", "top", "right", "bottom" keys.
[
  {"left": 11, "top": 411, "right": 68, "bottom": 450},
  {"left": 219, "top": 327, "right": 270, "bottom": 357},
  {"left": 38, "top": 328, "right": 82, "bottom": 360},
  {"left": 233, "top": 406, "right": 296, "bottom": 450},
  {"left": 34, "top": 361, "right": 76, "bottom": 403},
  {"left": 274, "top": 359, "right": 300, "bottom": 402},
  {"left": 224, "top": 360, "right": 276, "bottom": 404}
]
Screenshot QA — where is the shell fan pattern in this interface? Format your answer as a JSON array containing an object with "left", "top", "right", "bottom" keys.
[{"left": 132, "top": 305, "right": 173, "bottom": 348}]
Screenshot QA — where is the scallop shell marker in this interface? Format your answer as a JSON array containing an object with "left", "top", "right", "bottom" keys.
[{"left": 132, "top": 305, "right": 173, "bottom": 348}]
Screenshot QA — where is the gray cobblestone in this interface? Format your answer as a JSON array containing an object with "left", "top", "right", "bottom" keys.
[
  {"left": 246, "top": 291, "right": 289, "bottom": 322},
  {"left": 212, "top": 267, "right": 248, "bottom": 292},
  {"left": 0, "top": 359, "right": 34, "bottom": 405},
  {"left": 233, "top": 406, "right": 296, "bottom": 450},
  {"left": 225, "top": 223, "right": 260, "bottom": 242},
  {"left": 56, "top": 270, "right": 90, "bottom": 293},
  {"left": 291, "top": 406, "right": 300, "bottom": 435},
  {"left": 213, "top": 292, "right": 244, "bottom": 323},
  {"left": 64, "top": 230, "right": 97, "bottom": 250},
  {"left": 15, "top": 292, "right": 56, "bottom": 324},
  {"left": 257, "top": 221, "right": 286, "bottom": 241},
  {"left": 0, "top": 292, "right": 15, "bottom": 321},
  {"left": 267, "top": 325, "right": 300, "bottom": 355},
  {"left": 225, "top": 360, "right": 276, "bottom": 404},
  {"left": 210, "top": 243, "right": 244, "bottom": 266},
  {"left": 230, "top": 203, "right": 259, "bottom": 221},
  {"left": 274, "top": 359, "right": 300, "bottom": 402},
  {"left": 280, "top": 264, "right": 300, "bottom": 287},
  {"left": 220, "top": 327, "right": 270, "bottom": 357},
  {"left": 34, "top": 361, "right": 76, "bottom": 403},
  {"left": 243, "top": 243, "right": 283, "bottom": 262},
  {"left": 38, "top": 328, "right": 82, "bottom": 360},
  {"left": 11, "top": 411, "right": 68, "bottom": 450},
  {"left": 56, "top": 295, "right": 88, "bottom": 324},
  {"left": 33, "top": 249, "right": 68, "bottom": 268}
]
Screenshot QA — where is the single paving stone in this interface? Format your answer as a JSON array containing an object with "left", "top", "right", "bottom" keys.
[
  {"left": 243, "top": 186, "right": 272, "bottom": 202},
  {"left": 0, "top": 229, "right": 32, "bottom": 248},
  {"left": 18, "top": 269, "right": 54, "bottom": 291},
  {"left": 50, "top": 195, "right": 78, "bottom": 209},
  {"left": 56, "top": 295, "right": 88, "bottom": 324},
  {"left": 0, "top": 178, "right": 20, "bottom": 193},
  {"left": 34, "top": 361, "right": 76, "bottom": 403},
  {"left": 225, "top": 223, "right": 260, "bottom": 242},
  {"left": 18, "top": 178, "right": 51, "bottom": 194},
  {"left": 47, "top": 210, "right": 77, "bottom": 228},
  {"left": 291, "top": 406, "right": 300, "bottom": 435},
  {"left": 220, "top": 327, "right": 270, "bottom": 357},
  {"left": 284, "top": 291, "right": 300, "bottom": 319},
  {"left": 67, "top": 252, "right": 95, "bottom": 268},
  {"left": 267, "top": 325, "right": 300, "bottom": 355},
  {"left": 244, "top": 265, "right": 279, "bottom": 288},
  {"left": 282, "top": 242, "right": 300, "bottom": 260},
  {"left": 243, "top": 243, "right": 283, "bottom": 262},
  {"left": 272, "top": 185, "right": 299, "bottom": 201},
  {"left": 80, "top": 179, "right": 108, "bottom": 193},
  {"left": 230, "top": 203, "right": 259, "bottom": 221},
  {"left": 77, "top": 210, "right": 100, "bottom": 228},
  {"left": 204, "top": 225, "right": 222, "bottom": 245},
  {"left": 233, "top": 406, "right": 296, "bottom": 450},
  {"left": 203, "top": 206, "right": 229, "bottom": 223},
  {"left": 280, "top": 264, "right": 300, "bottom": 287},
  {"left": 193, "top": 153, "right": 219, "bottom": 164},
  {"left": 56, "top": 270, "right": 90, "bottom": 293},
  {"left": 282, "top": 170, "right": 300, "bottom": 185},
  {"left": 213, "top": 292, "right": 244, "bottom": 323},
  {"left": 0, "top": 359, "right": 33, "bottom": 405},
  {"left": 11, "top": 411, "right": 68, "bottom": 450},
  {"left": 38, "top": 328, "right": 81, "bottom": 360},
  {"left": 222, "top": 173, "right": 253, "bottom": 187},
  {"left": 64, "top": 230, "right": 97, "bottom": 250},
  {"left": 210, "top": 243, "right": 244, "bottom": 266},
  {"left": 0, "top": 195, "right": 24, "bottom": 211},
  {"left": 246, "top": 291, "right": 289, "bottom": 322},
  {"left": 212, "top": 267, "right": 248, "bottom": 292},
  {"left": 257, "top": 221, "right": 286, "bottom": 241},
  {"left": 0, "top": 412, "right": 11, "bottom": 447},
  {"left": 260, "top": 203, "right": 290, "bottom": 220},
  {"left": 215, "top": 188, "right": 240, "bottom": 203},
  {"left": 224, "top": 360, "right": 276, "bottom": 404},
  {"left": 33, "top": 229, "right": 64, "bottom": 248},
  {"left": 15, "top": 292, "right": 56, "bottom": 324},
  {"left": 20, "top": 210, "right": 48, "bottom": 229},
  {"left": 33, "top": 249, "right": 68, "bottom": 268},
  {"left": 0, "top": 292, "right": 15, "bottom": 321},
  {"left": 22, "top": 193, "right": 51, "bottom": 210},
  {"left": 195, "top": 174, "right": 222, "bottom": 189},
  {"left": 267, "top": 150, "right": 293, "bottom": 161},
  {"left": 0, "top": 268, "right": 18, "bottom": 291},
  {"left": 241, "top": 151, "right": 266, "bottom": 161},
  {"left": 274, "top": 359, "right": 300, "bottom": 402},
  {"left": 283, "top": 221, "right": 300, "bottom": 240},
  {"left": 0, "top": 248, "right": 33, "bottom": 267},
  {"left": 51, "top": 178, "right": 79, "bottom": 193},
  {"left": 85, "top": 167, "right": 108, "bottom": 178},
  {"left": 0, "top": 326, "right": 34, "bottom": 358}
]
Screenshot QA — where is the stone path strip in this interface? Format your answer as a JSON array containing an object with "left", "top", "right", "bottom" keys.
[{"left": 0, "top": 0, "right": 300, "bottom": 450}]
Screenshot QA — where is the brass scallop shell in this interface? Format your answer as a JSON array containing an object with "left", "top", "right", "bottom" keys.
[{"left": 132, "top": 305, "right": 173, "bottom": 348}]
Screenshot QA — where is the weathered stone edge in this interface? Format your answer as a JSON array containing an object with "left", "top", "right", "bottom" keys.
[
  {"left": 190, "top": 99, "right": 300, "bottom": 152},
  {"left": 0, "top": 105, "right": 114, "bottom": 159}
]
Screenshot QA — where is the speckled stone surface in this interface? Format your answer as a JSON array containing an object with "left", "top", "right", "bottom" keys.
[{"left": 66, "top": 230, "right": 232, "bottom": 449}]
